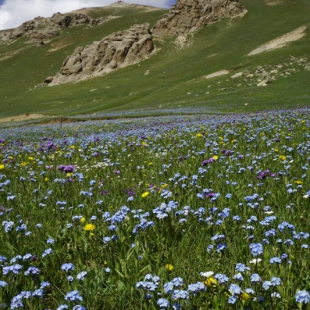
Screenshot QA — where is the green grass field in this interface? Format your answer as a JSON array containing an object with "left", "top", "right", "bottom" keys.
[{"left": 0, "top": 0, "right": 309, "bottom": 120}]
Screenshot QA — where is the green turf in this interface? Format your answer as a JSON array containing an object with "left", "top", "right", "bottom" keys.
[{"left": 0, "top": 0, "right": 309, "bottom": 119}]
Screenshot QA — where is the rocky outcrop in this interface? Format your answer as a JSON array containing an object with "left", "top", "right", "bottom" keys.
[
  {"left": 0, "top": 12, "right": 113, "bottom": 44},
  {"left": 48, "top": 23, "right": 154, "bottom": 86},
  {"left": 152, "top": 0, "right": 247, "bottom": 36}
]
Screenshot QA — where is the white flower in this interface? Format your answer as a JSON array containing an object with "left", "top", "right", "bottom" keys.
[
  {"left": 200, "top": 271, "right": 214, "bottom": 278},
  {"left": 249, "top": 258, "right": 262, "bottom": 264}
]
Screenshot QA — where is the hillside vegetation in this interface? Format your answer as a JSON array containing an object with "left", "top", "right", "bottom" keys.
[{"left": 0, "top": 0, "right": 309, "bottom": 121}]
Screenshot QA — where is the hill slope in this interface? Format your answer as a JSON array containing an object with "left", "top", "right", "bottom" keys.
[{"left": 0, "top": 0, "right": 309, "bottom": 121}]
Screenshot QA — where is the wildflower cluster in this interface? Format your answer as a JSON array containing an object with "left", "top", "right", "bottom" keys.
[{"left": 0, "top": 109, "right": 309, "bottom": 308}]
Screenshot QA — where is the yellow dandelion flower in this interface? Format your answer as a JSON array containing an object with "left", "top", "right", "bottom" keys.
[
  {"left": 212, "top": 155, "right": 218, "bottom": 160},
  {"left": 44, "top": 177, "right": 49, "bottom": 182},
  {"left": 80, "top": 217, "right": 86, "bottom": 224},
  {"left": 0, "top": 164, "right": 4, "bottom": 170},
  {"left": 142, "top": 191, "right": 149, "bottom": 198},
  {"left": 204, "top": 277, "right": 218, "bottom": 287},
  {"left": 295, "top": 180, "right": 303, "bottom": 185},
  {"left": 279, "top": 155, "right": 286, "bottom": 160},
  {"left": 165, "top": 264, "right": 174, "bottom": 271},
  {"left": 196, "top": 133, "right": 203, "bottom": 138},
  {"left": 28, "top": 156, "right": 34, "bottom": 161},
  {"left": 161, "top": 183, "right": 168, "bottom": 189},
  {"left": 83, "top": 224, "right": 95, "bottom": 231},
  {"left": 70, "top": 145, "right": 75, "bottom": 149}
]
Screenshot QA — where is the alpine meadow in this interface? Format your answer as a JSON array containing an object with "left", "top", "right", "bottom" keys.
[{"left": 0, "top": 0, "right": 310, "bottom": 309}]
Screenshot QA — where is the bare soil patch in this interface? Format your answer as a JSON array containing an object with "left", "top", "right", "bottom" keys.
[
  {"left": 206, "top": 70, "right": 230, "bottom": 79},
  {"left": 0, "top": 114, "right": 47, "bottom": 123},
  {"left": 265, "top": 0, "right": 282, "bottom": 5},
  {"left": 248, "top": 25, "right": 307, "bottom": 56}
]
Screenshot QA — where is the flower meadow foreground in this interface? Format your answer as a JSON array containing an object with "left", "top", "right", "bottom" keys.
[{"left": 0, "top": 109, "right": 310, "bottom": 309}]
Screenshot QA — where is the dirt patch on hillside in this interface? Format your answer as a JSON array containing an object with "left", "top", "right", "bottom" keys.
[
  {"left": 48, "top": 41, "right": 72, "bottom": 53},
  {"left": 0, "top": 46, "right": 32, "bottom": 62},
  {"left": 248, "top": 25, "right": 307, "bottom": 56},
  {"left": 265, "top": 0, "right": 282, "bottom": 5},
  {"left": 206, "top": 70, "right": 230, "bottom": 79},
  {"left": 0, "top": 114, "right": 47, "bottom": 123}
]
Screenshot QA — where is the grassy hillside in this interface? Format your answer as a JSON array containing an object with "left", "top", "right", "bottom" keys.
[{"left": 0, "top": 0, "right": 310, "bottom": 120}]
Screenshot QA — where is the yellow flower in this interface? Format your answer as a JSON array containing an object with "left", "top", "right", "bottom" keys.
[
  {"left": 204, "top": 277, "right": 218, "bottom": 287},
  {"left": 80, "top": 217, "right": 86, "bottom": 224},
  {"left": 196, "top": 133, "right": 203, "bottom": 138},
  {"left": 142, "top": 191, "right": 149, "bottom": 198},
  {"left": 28, "top": 156, "right": 34, "bottom": 161},
  {"left": 212, "top": 155, "right": 218, "bottom": 160},
  {"left": 274, "top": 148, "right": 279, "bottom": 153},
  {"left": 165, "top": 264, "right": 174, "bottom": 271},
  {"left": 44, "top": 177, "right": 49, "bottom": 182},
  {"left": 295, "top": 180, "right": 303, "bottom": 185},
  {"left": 161, "top": 183, "right": 168, "bottom": 189},
  {"left": 148, "top": 162, "right": 153, "bottom": 166},
  {"left": 231, "top": 139, "right": 237, "bottom": 144},
  {"left": 279, "top": 155, "right": 286, "bottom": 160},
  {"left": 240, "top": 292, "right": 250, "bottom": 302},
  {"left": 83, "top": 224, "right": 95, "bottom": 231},
  {"left": 70, "top": 145, "right": 75, "bottom": 149},
  {"left": 20, "top": 162, "right": 28, "bottom": 167},
  {"left": 0, "top": 164, "right": 4, "bottom": 170}
]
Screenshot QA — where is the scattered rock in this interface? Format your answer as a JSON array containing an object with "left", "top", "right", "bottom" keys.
[
  {"left": 48, "top": 23, "right": 154, "bottom": 86},
  {"left": 230, "top": 72, "right": 243, "bottom": 79},
  {"left": 305, "top": 64, "right": 310, "bottom": 71},
  {"left": 257, "top": 79, "right": 271, "bottom": 87}
]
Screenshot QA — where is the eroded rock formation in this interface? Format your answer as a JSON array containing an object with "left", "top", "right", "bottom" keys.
[
  {"left": 152, "top": 0, "right": 247, "bottom": 36},
  {"left": 0, "top": 13, "right": 113, "bottom": 44},
  {"left": 48, "top": 23, "right": 154, "bottom": 86}
]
